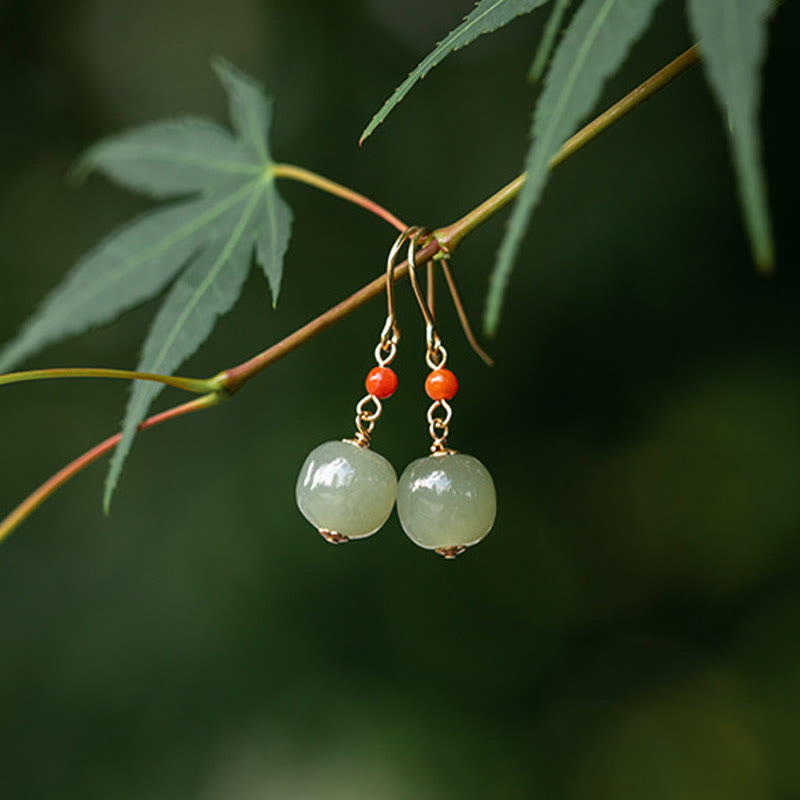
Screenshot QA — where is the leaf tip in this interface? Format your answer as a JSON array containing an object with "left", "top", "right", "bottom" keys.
[
  {"left": 358, "top": 125, "right": 372, "bottom": 147},
  {"left": 359, "top": 108, "right": 387, "bottom": 147},
  {"left": 102, "top": 460, "right": 120, "bottom": 516},
  {"left": 527, "top": 58, "right": 546, "bottom": 84},
  {"left": 482, "top": 303, "right": 500, "bottom": 339},
  {"left": 210, "top": 54, "right": 234, "bottom": 80},
  {"left": 748, "top": 218, "right": 775, "bottom": 276},
  {"left": 67, "top": 154, "right": 92, "bottom": 188},
  {"left": 211, "top": 54, "right": 265, "bottom": 96},
  {"left": 755, "top": 251, "right": 775, "bottom": 277}
]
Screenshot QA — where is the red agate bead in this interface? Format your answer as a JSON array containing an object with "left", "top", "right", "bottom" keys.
[
  {"left": 425, "top": 369, "right": 458, "bottom": 400},
  {"left": 365, "top": 366, "right": 398, "bottom": 399}
]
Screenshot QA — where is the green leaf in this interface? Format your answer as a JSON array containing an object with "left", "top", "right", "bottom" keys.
[
  {"left": 687, "top": 0, "right": 774, "bottom": 273},
  {"left": 0, "top": 60, "right": 292, "bottom": 509},
  {"left": 256, "top": 183, "right": 293, "bottom": 303},
  {"left": 213, "top": 58, "right": 274, "bottom": 162},
  {"left": 0, "top": 197, "right": 223, "bottom": 373},
  {"left": 528, "top": 0, "right": 572, "bottom": 82},
  {"left": 103, "top": 64, "right": 292, "bottom": 511},
  {"left": 103, "top": 182, "right": 267, "bottom": 511},
  {"left": 485, "top": 0, "right": 664, "bottom": 334},
  {"left": 72, "top": 118, "right": 259, "bottom": 199},
  {"left": 359, "top": 0, "right": 553, "bottom": 145}
]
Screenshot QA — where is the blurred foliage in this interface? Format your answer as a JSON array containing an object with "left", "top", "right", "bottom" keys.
[{"left": 1, "top": 1, "right": 799, "bottom": 798}]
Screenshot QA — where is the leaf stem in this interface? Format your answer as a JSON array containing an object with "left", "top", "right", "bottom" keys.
[
  {"left": 0, "top": 392, "right": 222, "bottom": 546},
  {"left": 436, "top": 43, "right": 700, "bottom": 249},
  {"left": 271, "top": 163, "right": 407, "bottom": 232},
  {"left": 0, "top": 367, "right": 214, "bottom": 394}
]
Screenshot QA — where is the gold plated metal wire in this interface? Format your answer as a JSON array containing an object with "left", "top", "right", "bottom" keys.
[
  {"left": 407, "top": 231, "right": 457, "bottom": 455},
  {"left": 349, "top": 226, "right": 424, "bottom": 447},
  {"left": 353, "top": 225, "right": 490, "bottom": 451},
  {"left": 435, "top": 253, "right": 494, "bottom": 368},
  {"left": 409, "top": 233, "right": 493, "bottom": 366},
  {"left": 427, "top": 399, "right": 456, "bottom": 455},
  {"left": 406, "top": 231, "right": 439, "bottom": 345}
]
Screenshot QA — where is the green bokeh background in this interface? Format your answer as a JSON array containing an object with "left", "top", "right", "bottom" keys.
[{"left": 1, "top": 1, "right": 799, "bottom": 797}]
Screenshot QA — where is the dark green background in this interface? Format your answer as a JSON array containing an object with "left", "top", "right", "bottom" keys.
[{"left": 1, "top": 1, "right": 799, "bottom": 797}]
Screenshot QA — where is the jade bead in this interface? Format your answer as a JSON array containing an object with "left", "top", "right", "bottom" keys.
[
  {"left": 397, "top": 453, "right": 496, "bottom": 553},
  {"left": 296, "top": 440, "right": 397, "bottom": 540}
]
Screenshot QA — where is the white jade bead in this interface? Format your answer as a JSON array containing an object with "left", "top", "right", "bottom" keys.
[
  {"left": 397, "top": 453, "right": 496, "bottom": 552},
  {"left": 296, "top": 440, "right": 397, "bottom": 540}
]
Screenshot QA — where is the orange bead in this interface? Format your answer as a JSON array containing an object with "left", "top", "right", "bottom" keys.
[
  {"left": 425, "top": 369, "right": 458, "bottom": 400},
  {"left": 365, "top": 366, "right": 398, "bottom": 399}
]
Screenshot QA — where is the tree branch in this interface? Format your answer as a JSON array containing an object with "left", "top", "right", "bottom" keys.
[{"left": 0, "top": 393, "right": 221, "bottom": 545}]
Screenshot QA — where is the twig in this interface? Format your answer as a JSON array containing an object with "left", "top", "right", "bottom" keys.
[{"left": 0, "top": 393, "right": 221, "bottom": 544}]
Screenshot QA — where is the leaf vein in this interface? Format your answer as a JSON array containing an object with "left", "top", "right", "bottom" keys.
[
  {"left": 52, "top": 178, "right": 262, "bottom": 326},
  {"left": 104, "top": 146, "right": 263, "bottom": 176},
  {"left": 145, "top": 184, "right": 263, "bottom": 374}
]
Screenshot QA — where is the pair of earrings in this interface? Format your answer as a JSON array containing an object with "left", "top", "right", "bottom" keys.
[{"left": 295, "top": 228, "right": 496, "bottom": 559}]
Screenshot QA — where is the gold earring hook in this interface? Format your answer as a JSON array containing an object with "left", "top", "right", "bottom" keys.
[
  {"left": 406, "top": 229, "right": 444, "bottom": 368},
  {"left": 406, "top": 228, "right": 435, "bottom": 328},
  {"left": 379, "top": 226, "right": 423, "bottom": 347},
  {"left": 407, "top": 230, "right": 494, "bottom": 368},
  {"left": 376, "top": 226, "right": 422, "bottom": 365},
  {"left": 434, "top": 253, "right": 494, "bottom": 367}
]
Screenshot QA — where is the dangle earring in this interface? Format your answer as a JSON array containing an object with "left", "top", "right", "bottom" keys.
[
  {"left": 295, "top": 228, "right": 419, "bottom": 544},
  {"left": 396, "top": 231, "right": 497, "bottom": 559}
]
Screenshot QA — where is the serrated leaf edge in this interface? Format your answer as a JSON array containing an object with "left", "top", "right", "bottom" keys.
[{"left": 360, "top": 0, "right": 553, "bottom": 144}]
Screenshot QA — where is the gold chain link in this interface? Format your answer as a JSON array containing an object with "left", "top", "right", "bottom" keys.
[{"left": 427, "top": 399, "right": 453, "bottom": 453}]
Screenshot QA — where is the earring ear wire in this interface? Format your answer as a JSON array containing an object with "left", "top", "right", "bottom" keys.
[
  {"left": 378, "top": 225, "right": 424, "bottom": 361},
  {"left": 397, "top": 230, "right": 497, "bottom": 559},
  {"left": 406, "top": 231, "right": 494, "bottom": 368},
  {"left": 406, "top": 229, "right": 444, "bottom": 367},
  {"left": 435, "top": 254, "right": 494, "bottom": 368}
]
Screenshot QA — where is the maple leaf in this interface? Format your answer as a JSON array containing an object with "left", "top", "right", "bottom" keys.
[{"left": 0, "top": 58, "right": 293, "bottom": 510}]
